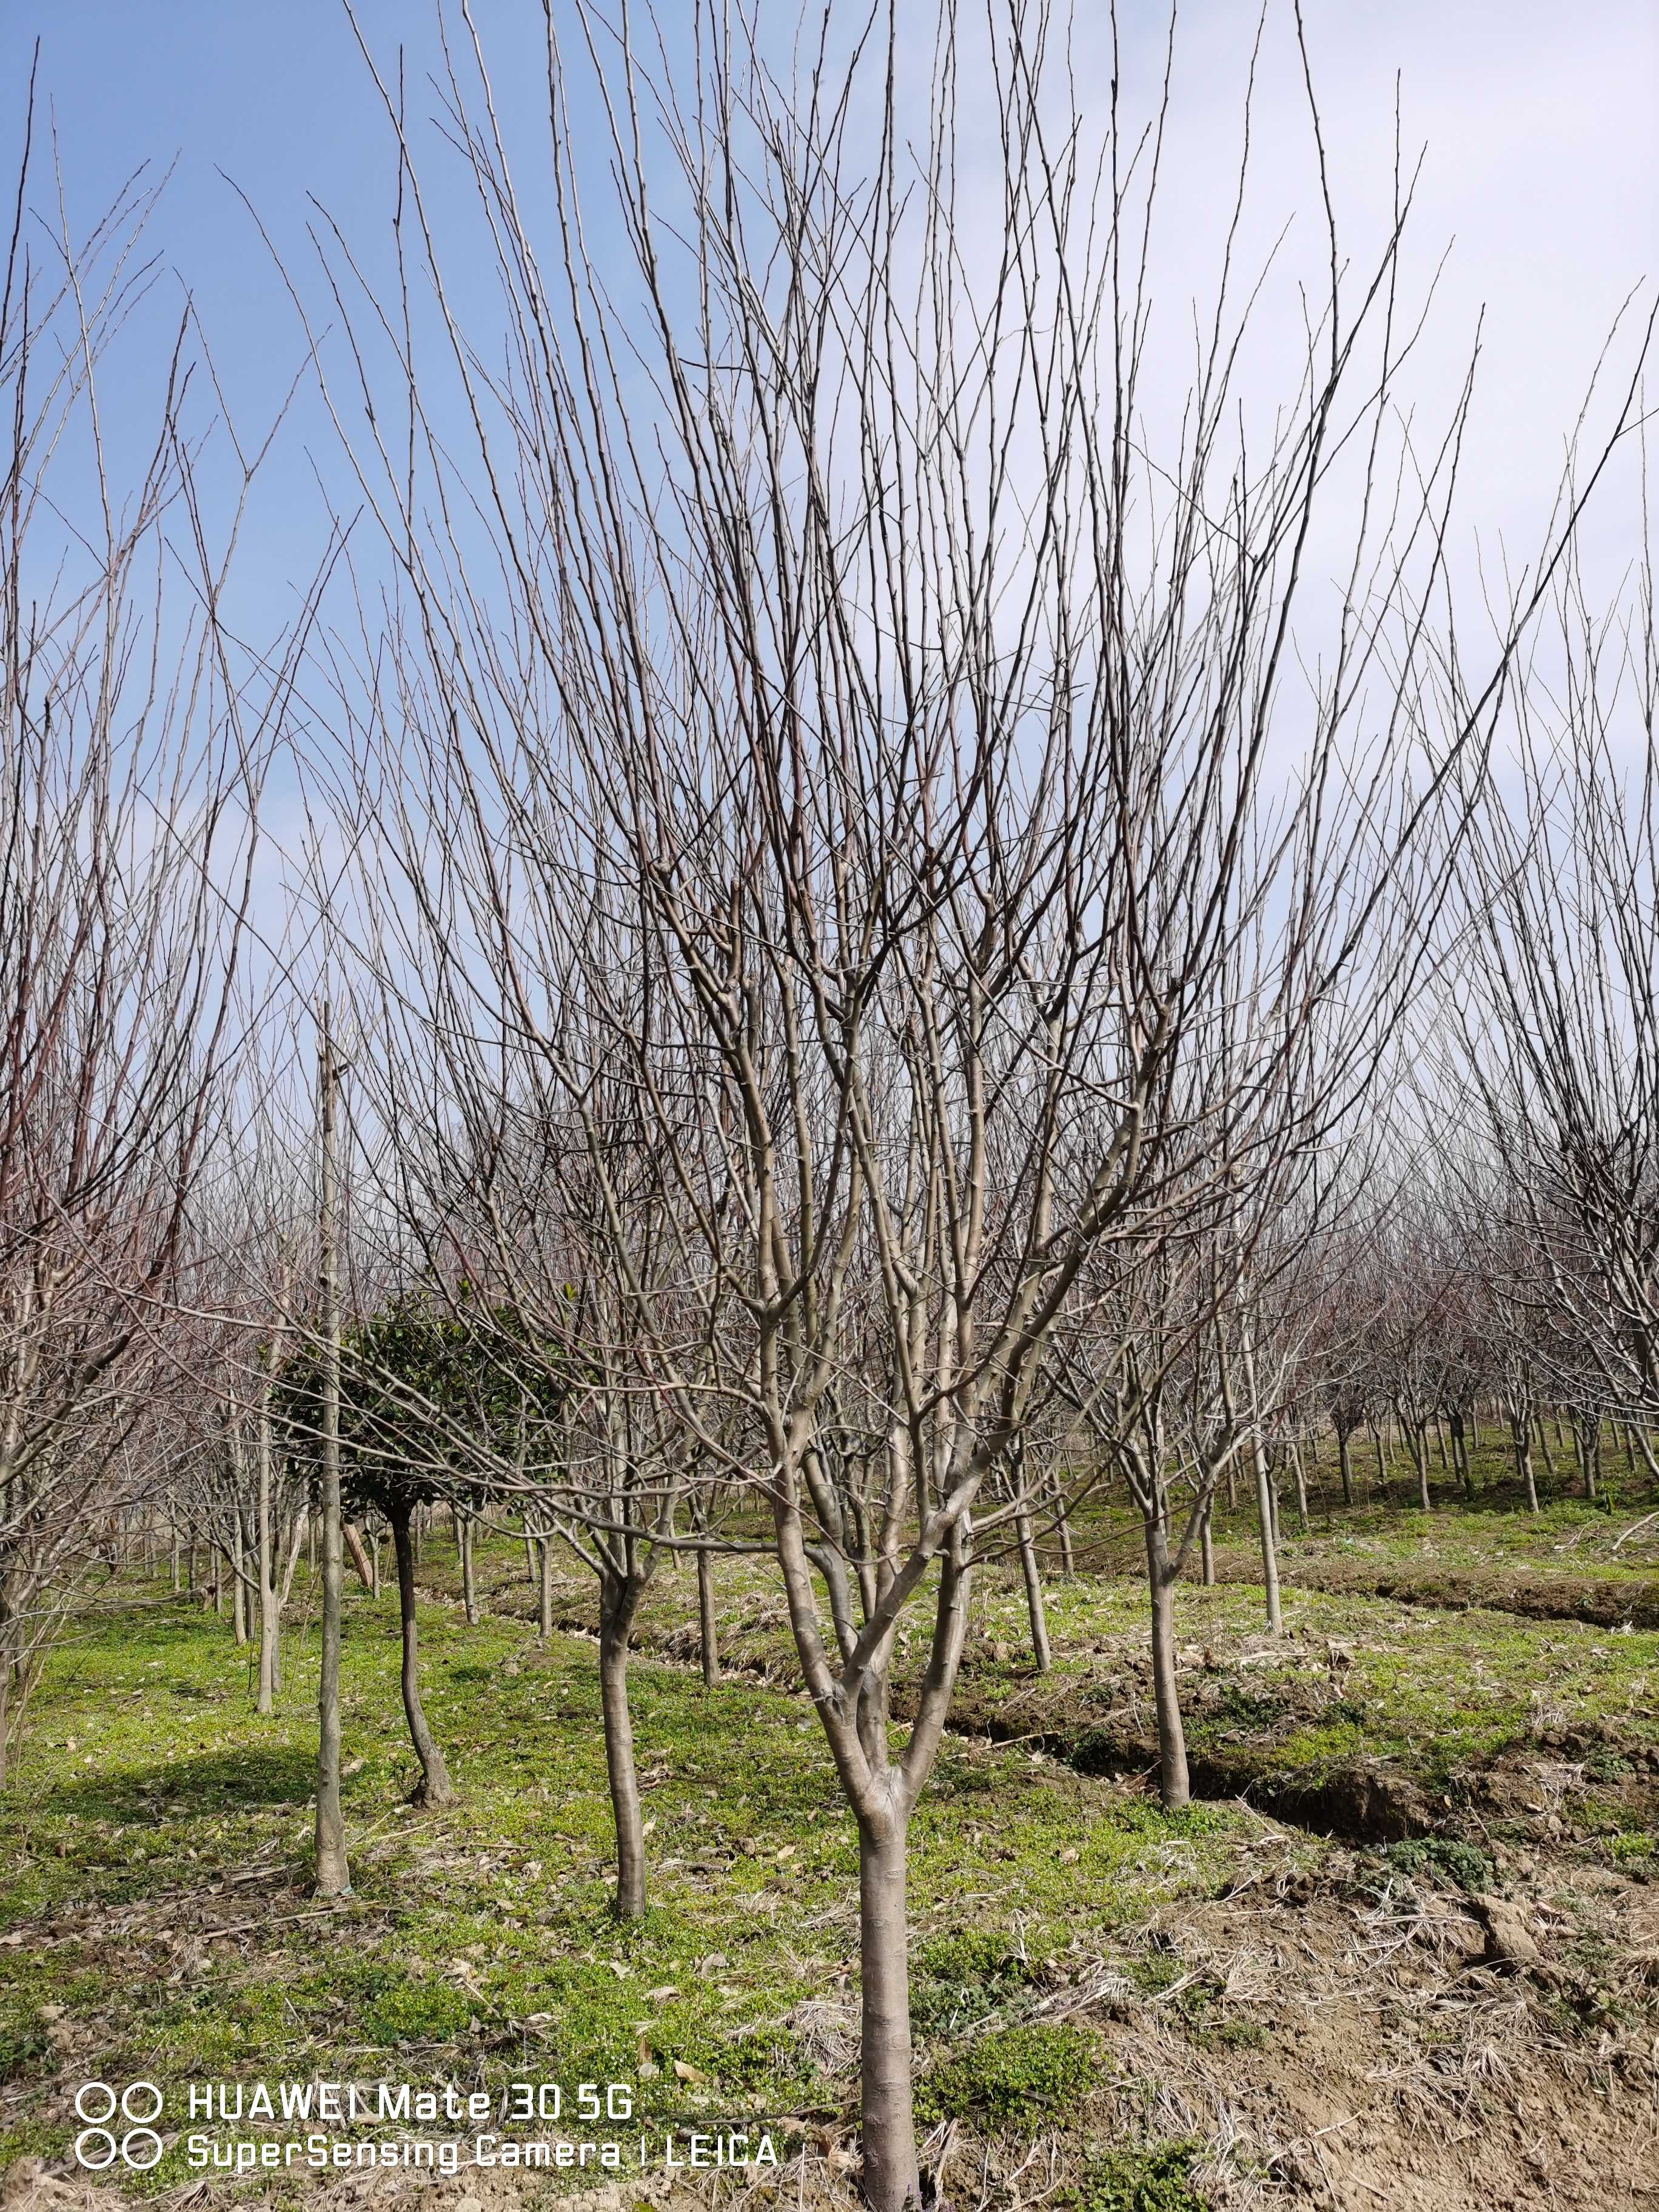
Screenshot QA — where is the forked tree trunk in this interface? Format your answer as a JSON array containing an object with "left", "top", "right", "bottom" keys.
[
  {"left": 598, "top": 1591, "right": 646, "bottom": 1919},
  {"left": 390, "top": 1502, "right": 453, "bottom": 1805},
  {"left": 1144, "top": 1520, "right": 1190, "bottom": 1807},
  {"left": 857, "top": 1814, "right": 919, "bottom": 2212},
  {"left": 696, "top": 1547, "right": 719, "bottom": 1686}
]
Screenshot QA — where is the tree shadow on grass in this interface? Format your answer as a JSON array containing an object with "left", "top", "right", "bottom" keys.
[{"left": 44, "top": 1744, "right": 317, "bottom": 1820}]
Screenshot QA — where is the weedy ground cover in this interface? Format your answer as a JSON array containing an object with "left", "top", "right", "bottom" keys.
[{"left": 1, "top": 1514, "right": 1655, "bottom": 2211}]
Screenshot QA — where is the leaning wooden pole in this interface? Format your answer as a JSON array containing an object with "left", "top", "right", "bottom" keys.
[{"left": 314, "top": 999, "right": 351, "bottom": 1895}]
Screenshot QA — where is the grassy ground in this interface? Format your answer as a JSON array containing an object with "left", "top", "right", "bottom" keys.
[{"left": 2, "top": 1474, "right": 1657, "bottom": 2211}]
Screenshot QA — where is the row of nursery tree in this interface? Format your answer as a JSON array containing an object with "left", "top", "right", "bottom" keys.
[{"left": 2, "top": 7, "right": 1655, "bottom": 2204}]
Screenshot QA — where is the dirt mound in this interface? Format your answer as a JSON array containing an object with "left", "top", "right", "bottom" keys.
[{"left": 1218, "top": 1554, "right": 1659, "bottom": 1630}]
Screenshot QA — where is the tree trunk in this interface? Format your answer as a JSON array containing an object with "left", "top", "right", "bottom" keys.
[
  {"left": 538, "top": 1536, "right": 554, "bottom": 1640},
  {"left": 1199, "top": 1498, "right": 1215, "bottom": 1586},
  {"left": 1055, "top": 1476, "right": 1075, "bottom": 1577},
  {"left": 313, "top": 1002, "right": 350, "bottom": 1898},
  {"left": 1450, "top": 1409, "right": 1472, "bottom": 1497},
  {"left": 1241, "top": 1347, "right": 1282, "bottom": 1632},
  {"left": 598, "top": 1594, "right": 646, "bottom": 1919},
  {"left": 343, "top": 1520, "right": 375, "bottom": 1592},
  {"left": 257, "top": 1387, "right": 278, "bottom": 1714},
  {"left": 1535, "top": 1412, "right": 1558, "bottom": 1475},
  {"left": 1144, "top": 1520, "right": 1190, "bottom": 1808},
  {"left": 1338, "top": 1428, "right": 1353, "bottom": 1506},
  {"left": 1370, "top": 1423, "right": 1388, "bottom": 1500},
  {"left": 1252, "top": 1446, "right": 1282, "bottom": 1632},
  {"left": 390, "top": 1503, "right": 453, "bottom": 1805},
  {"left": 1407, "top": 1423, "right": 1431, "bottom": 1512},
  {"left": 1290, "top": 1441, "right": 1310, "bottom": 1531},
  {"left": 1513, "top": 1415, "right": 1540, "bottom": 1513},
  {"left": 461, "top": 1514, "right": 478, "bottom": 1626},
  {"left": 1014, "top": 1503, "right": 1051, "bottom": 1673},
  {"left": 857, "top": 1815, "right": 919, "bottom": 2212},
  {"left": 696, "top": 1546, "right": 719, "bottom": 1686}
]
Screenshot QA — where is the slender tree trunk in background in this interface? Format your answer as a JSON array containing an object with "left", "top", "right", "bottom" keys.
[
  {"left": 1054, "top": 1474, "right": 1076, "bottom": 1576},
  {"left": 538, "top": 1537, "right": 554, "bottom": 1640},
  {"left": 695, "top": 1546, "right": 719, "bottom": 1686},
  {"left": 232, "top": 1549, "right": 247, "bottom": 1645},
  {"left": 1535, "top": 1412, "right": 1558, "bottom": 1475},
  {"left": 1252, "top": 1446, "right": 1280, "bottom": 1627},
  {"left": 313, "top": 1002, "right": 350, "bottom": 1898},
  {"left": 343, "top": 1521, "right": 374, "bottom": 1593},
  {"left": 1433, "top": 1416, "right": 1449, "bottom": 1472},
  {"left": 461, "top": 1514, "right": 478, "bottom": 1625},
  {"left": 390, "top": 1503, "right": 452, "bottom": 1805},
  {"left": 170, "top": 1529, "right": 180, "bottom": 1592},
  {"left": 1014, "top": 1500, "right": 1051, "bottom": 1673},
  {"left": 1407, "top": 1423, "right": 1432, "bottom": 1512},
  {"left": 1338, "top": 1428, "right": 1354, "bottom": 1506},
  {"left": 1199, "top": 1498, "right": 1215, "bottom": 1586},
  {"left": 857, "top": 1813, "right": 919, "bottom": 2212},
  {"left": 1237, "top": 1338, "right": 1282, "bottom": 1632},
  {"left": 1290, "top": 1441, "right": 1310, "bottom": 1531},
  {"left": 1450, "top": 1409, "right": 1473, "bottom": 1498},
  {"left": 598, "top": 1587, "right": 646, "bottom": 1919},
  {"left": 1370, "top": 1423, "right": 1388, "bottom": 1500},
  {"left": 257, "top": 1381, "right": 278, "bottom": 1714},
  {"left": 1144, "top": 1519, "right": 1190, "bottom": 1807},
  {"left": 1552, "top": 1408, "right": 1568, "bottom": 1452},
  {"left": 523, "top": 1528, "right": 537, "bottom": 1587},
  {"left": 1579, "top": 1419, "right": 1600, "bottom": 1502},
  {"left": 1513, "top": 1414, "right": 1540, "bottom": 1513}
]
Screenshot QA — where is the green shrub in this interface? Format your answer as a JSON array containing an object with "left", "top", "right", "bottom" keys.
[
  {"left": 911, "top": 1931, "right": 1034, "bottom": 2035},
  {"left": 914, "top": 2022, "right": 1096, "bottom": 2126},
  {"left": 1381, "top": 1838, "right": 1493, "bottom": 1894},
  {"left": 1067, "top": 2140, "right": 1205, "bottom": 2212},
  {"left": 715, "top": 2027, "right": 807, "bottom": 2093},
  {"left": 0, "top": 2018, "right": 51, "bottom": 2086}
]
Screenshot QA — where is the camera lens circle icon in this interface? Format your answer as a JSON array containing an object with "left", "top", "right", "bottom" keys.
[
  {"left": 74, "top": 2129, "right": 118, "bottom": 2171},
  {"left": 74, "top": 2083, "right": 118, "bottom": 2124},
  {"left": 121, "top": 2083, "right": 163, "bottom": 2123},
  {"left": 121, "top": 2130, "right": 164, "bottom": 2170}
]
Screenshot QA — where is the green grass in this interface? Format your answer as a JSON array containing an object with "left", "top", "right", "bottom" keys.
[{"left": 0, "top": 1576, "right": 1246, "bottom": 2191}]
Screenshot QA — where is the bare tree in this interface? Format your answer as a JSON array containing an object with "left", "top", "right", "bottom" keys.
[
  {"left": 0, "top": 106, "right": 305, "bottom": 1778},
  {"left": 275, "top": 4, "right": 1651, "bottom": 2200}
]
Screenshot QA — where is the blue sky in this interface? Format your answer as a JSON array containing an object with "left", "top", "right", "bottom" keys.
[
  {"left": 4, "top": 0, "right": 1652, "bottom": 605},
  {"left": 1, "top": 0, "right": 1653, "bottom": 785}
]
